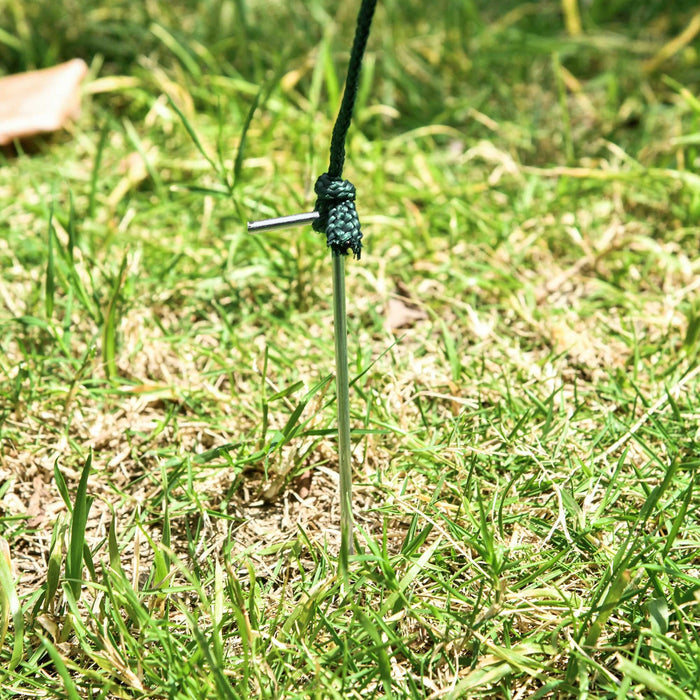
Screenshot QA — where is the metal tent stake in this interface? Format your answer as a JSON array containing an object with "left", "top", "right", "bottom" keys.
[
  {"left": 247, "top": 211, "right": 319, "bottom": 233},
  {"left": 247, "top": 0, "right": 377, "bottom": 580},
  {"left": 248, "top": 212, "right": 355, "bottom": 568},
  {"left": 331, "top": 253, "right": 354, "bottom": 570}
]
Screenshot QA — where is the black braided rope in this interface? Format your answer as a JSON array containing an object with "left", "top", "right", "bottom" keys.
[{"left": 313, "top": 0, "right": 377, "bottom": 259}]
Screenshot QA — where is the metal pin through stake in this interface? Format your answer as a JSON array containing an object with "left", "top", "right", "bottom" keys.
[{"left": 247, "top": 211, "right": 319, "bottom": 233}]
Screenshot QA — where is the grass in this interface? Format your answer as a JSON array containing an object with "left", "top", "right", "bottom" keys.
[{"left": 1, "top": 0, "right": 700, "bottom": 697}]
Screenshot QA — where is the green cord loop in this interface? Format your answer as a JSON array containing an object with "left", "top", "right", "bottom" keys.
[
  {"left": 313, "top": 173, "right": 362, "bottom": 259},
  {"left": 313, "top": 0, "right": 377, "bottom": 258}
]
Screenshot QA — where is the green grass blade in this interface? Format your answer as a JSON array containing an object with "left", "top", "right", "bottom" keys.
[
  {"left": 53, "top": 457, "right": 73, "bottom": 513},
  {"left": 583, "top": 568, "right": 631, "bottom": 649},
  {"left": 45, "top": 207, "right": 56, "bottom": 319},
  {"left": 102, "top": 251, "right": 128, "bottom": 380},
  {"left": 231, "top": 46, "right": 291, "bottom": 192},
  {"left": 38, "top": 634, "right": 81, "bottom": 700},
  {"left": 230, "top": 87, "right": 261, "bottom": 192},
  {"left": 0, "top": 536, "right": 24, "bottom": 670},
  {"left": 89, "top": 121, "right": 110, "bottom": 218},
  {"left": 150, "top": 22, "right": 202, "bottom": 78},
  {"left": 381, "top": 537, "right": 441, "bottom": 616},
  {"left": 160, "top": 463, "right": 171, "bottom": 578},
  {"left": 0, "top": 26, "right": 22, "bottom": 51},
  {"left": 168, "top": 97, "right": 221, "bottom": 179},
  {"left": 66, "top": 450, "right": 93, "bottom": 600},
  {"left": 616, "top": 656, "right": 694, "bottom": 700},
  {"left": 44, "top": 515, "right": 66, "bottom": 612},
  {"left": 662, "top": 478, "right": 694, "bottom": 558},
  {"left": 356, "top": 609, "right": 394, "bottom": 697},
  {"left": 66, "top": 191, "right": 76, "bottom": 262},
  {"left": 440, "top": 319, "right": 461, "bottom": 382},
  {"left": 137, "top": 523, "right": 169, "bottom": 590},
  {"left": 107, "top": 514, "right": 122, "bottom": 572},
  {"left": 122, "top": 118, "right": 163, "bottom": 194},
  {"left": 189, "top": 617, "right": 243, "bottom": 700}
]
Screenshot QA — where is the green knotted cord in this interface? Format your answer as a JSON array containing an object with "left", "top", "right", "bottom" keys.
[
  {"left": 327, "top": 0, "right": 378, "bottom": 180},
  {"left": 312, "top": 0, "right": 378, "bottom": 575},
  {"left": 312, "top": 0, "right": 378, "bottom": 260}
]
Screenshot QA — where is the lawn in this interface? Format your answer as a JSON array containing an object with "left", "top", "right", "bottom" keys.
[{"left": 1, "top": 0, "right": 699, "bottom": 697}]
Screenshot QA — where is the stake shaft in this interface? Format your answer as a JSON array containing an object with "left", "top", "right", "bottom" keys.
[{"left": 332, "top": 253, "right": 354, "bottom": 573}]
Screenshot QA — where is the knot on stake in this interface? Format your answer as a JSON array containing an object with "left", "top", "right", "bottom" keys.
[{"left": 313, "top": 173, "right": 363, "bottom": 259}]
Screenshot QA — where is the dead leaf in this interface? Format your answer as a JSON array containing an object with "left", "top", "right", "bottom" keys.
[
  {"left": 385, "top": 281, "right": 428, "bottom": 331},
  {"left": 386, "top": 297, "right": 427, "bottom": 331},
  {"left": 0, "top": 59, "right": 88, "bottom": 145}
]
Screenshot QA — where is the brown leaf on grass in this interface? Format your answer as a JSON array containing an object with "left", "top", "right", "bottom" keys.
[
  {"left": 0, "top": 59, "right": 88, "bottom": 146},
  {"left": 386, "top": 298, "right": 427, "bottom": 331},
  {"left": 386, "top": 281, "right": 428, "bottom": 332}
]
